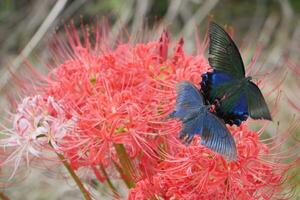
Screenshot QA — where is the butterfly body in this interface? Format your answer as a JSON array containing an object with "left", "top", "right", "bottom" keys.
[
  {"left": 169, "top": 81, "right": 237, "bottom": 161},
  {"left": 201, "top": 71, "right": 253, "bottom": 125},
  {"left": 199, "top": 22, "right": 272, "bottom": 126}
]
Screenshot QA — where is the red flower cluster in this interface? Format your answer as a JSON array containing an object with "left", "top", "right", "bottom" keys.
[
  {"left": 1, "top": 22, "right": 298, "bottom": 199},
  {"left": 129, "top": 125, "right": 293, "bottom": 199}
]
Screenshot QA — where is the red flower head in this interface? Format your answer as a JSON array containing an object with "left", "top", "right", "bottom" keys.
[
  {"left": 1, "top": 21, "right": 299, "bottom": 200},
  {"left": 131, "top": 125, "right": 298, "bottom": 200},
  {"left": 38, "top": 23, "right": 210, "bottom": 174}
]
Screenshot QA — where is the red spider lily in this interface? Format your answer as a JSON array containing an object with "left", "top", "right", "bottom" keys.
[
  {"left": 35, "top": 23, "right": 210, "bottom": 177},
  {"left": 129, "top": 124, "right": 299, "bottom": 200},
  {"left": 1, "top": 21, "right": 299, "bottom": 200}
]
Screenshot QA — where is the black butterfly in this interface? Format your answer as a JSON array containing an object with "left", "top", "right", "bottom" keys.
[
  {"left": 169, "top": 81, "right": 237, "bottom": 161},
  {"left": 200, "top": 22, "right": 272, "bottom": 126}
]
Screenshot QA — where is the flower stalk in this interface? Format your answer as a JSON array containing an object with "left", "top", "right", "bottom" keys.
[
  {"left": 99, "top": 164, "right": 120, "bottom": 198},
  {"left": 56, "top": 152, "right": 92, "bottom": 200},
  {"left": 0, "top": 192, "right": 10, "bottom": 200},
  {"left": 114, "top": 144, "right": 136, "bottom": 188}
]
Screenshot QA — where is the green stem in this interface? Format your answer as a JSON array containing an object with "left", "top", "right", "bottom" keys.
[
  {"left": 0, "top": 192, "right": 10, "bottom": 200},
  {"left": 99, "top": 165, "right": 119, "bottom": 198},
  {"left": 56, "top": 153, "right": 92, "bottom": 200},
  {"left": 112, "top": 159, "right": 132, "bottom": 188},
  {"left": 114, "top": 144, "right": 136, "bottom": 188}
]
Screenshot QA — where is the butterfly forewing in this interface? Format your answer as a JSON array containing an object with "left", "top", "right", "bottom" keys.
[
  {"left": 176, "top": 81, "right": 204, "bottom": 108},
  {"left": 169, "top": 81, "right": 204, "bottom": 120},
  {"left": 209, "top": 22, "right": 245, "bottom": 79},
  {"left": 169, "top": 81, "right": 237, "bottom": 160},
  {"left": 246, "top": 82, "right": 272, "bottom": 120}
]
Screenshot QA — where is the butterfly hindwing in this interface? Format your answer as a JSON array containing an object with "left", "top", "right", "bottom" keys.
[
  {"left": 201, "top": 112, "right": 237, "bottom": 161},
  {"left": 218, "top": 90, "right": 248, "bottom": 126},
  {"left": 209, "top": 22, "right": 245, "bottom": 79},
  {"left": 246, "top": 82, "right": 272, "bottom": 120},
  {"left": 178, "top": 108, "right": 237, "bottom": 161},
  {"left": 179, "top": 111, "right": 205, "bottom": 144}
]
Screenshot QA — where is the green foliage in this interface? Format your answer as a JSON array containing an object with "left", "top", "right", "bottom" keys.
[
  {"left": 0, "top": 0, "right": 14, "bottom": 23},
  {"left": 290, "top": 0, "right": 300, "bottom": 12}
]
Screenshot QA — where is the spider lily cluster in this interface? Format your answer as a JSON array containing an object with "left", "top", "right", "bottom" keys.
[{"left": 0, "top": 22, "right": 299, "bottom": 200}]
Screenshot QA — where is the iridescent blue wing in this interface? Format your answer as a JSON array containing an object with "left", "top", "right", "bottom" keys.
[
  {"left": 180, "top": 110, "right": 237, "bottom": 161},
  {"left": 169, "top": 81, "right": 204, "bottom": 120},
  {"left": 202, "top": 21, "right": 248, "bottom": 125},
  {"left": 201, "top": 111, "right": 237, "bottom": 161},
  {"left": 201, "top": 71, "right": 248, "bottom": 126},
  {"left": 201, "top": 71, "right": 233, "bottom": 102},
  {"left": 169, "top": 81, "right": 237, "bottom": 160},
  {"left": 209, "top": 22, "right": 245, "bottom": 79},
  {"left": 201, "top": 22, "right": 271, "bottom": 125},
  {"left": 246, "top": 82, "right": 272, "bottom": 120},
  {"left": 217, "top": 90, "right": 248, "bottom": 126}
]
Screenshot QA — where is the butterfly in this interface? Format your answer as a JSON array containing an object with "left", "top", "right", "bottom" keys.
[
  {"left": 169, "top": 81, "right": 237, "bottom": 161},
  {"left": 200, "top": 22, "right": 272, "bottom": 126}
]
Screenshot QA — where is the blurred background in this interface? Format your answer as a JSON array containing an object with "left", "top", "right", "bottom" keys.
[{"left": 0, "top": 0, "right": 300, "bottom": 199}]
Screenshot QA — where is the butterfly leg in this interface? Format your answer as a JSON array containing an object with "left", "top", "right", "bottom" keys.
[
  {"left": 168, "top": 111, "right": 176, "bottom": 118},
  {"left": 209, "top": 98, "right": 221, "bottom": 113},
  {"left": 179, "top": 131, "right": 186, "bottom": 140},
  {"left": 233, "top": 119, "right": 241, "bottom": 126},
  {"left": 200, "top": 73, "right": 209, "bottom": 89},
  {"left": 213, "top": 98, "right": 221, "bottom": 108},
  {"left": 232, "top": 114, "right": 248, "bottom": 126},
  {"left": 179, "top": 131, "right": 194, "bottom": 145}
]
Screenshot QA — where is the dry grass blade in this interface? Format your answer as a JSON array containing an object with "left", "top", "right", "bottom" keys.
[{"left": 0, "top": 0, "right": 68, "bottom": 92}]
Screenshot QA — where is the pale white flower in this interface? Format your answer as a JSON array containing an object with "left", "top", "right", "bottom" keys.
[{"left": 0, "top": 95, "right": 74, "bottom": 179}]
